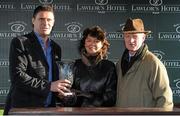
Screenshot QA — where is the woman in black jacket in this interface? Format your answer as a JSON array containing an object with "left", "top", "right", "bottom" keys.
[{"left": 68, "top": 26, "right": 117, "bottom": 107}]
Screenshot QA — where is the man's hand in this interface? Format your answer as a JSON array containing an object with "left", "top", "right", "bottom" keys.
[{"left": 50, "top": 79, "right": 71, "bottom": 97}]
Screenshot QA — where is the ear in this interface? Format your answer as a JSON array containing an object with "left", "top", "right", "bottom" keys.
[
  {"left": 142, "top": 33, "right": 146, "bottom": 42},
  {"left": 32, "top": 18, "right": 35, "bottom": 25}
]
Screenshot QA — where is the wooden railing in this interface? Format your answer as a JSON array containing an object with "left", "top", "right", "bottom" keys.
[{"left": 9, "top": 107, "right": 180, "bottom": 115}]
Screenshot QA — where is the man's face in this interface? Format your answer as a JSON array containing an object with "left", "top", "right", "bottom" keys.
[
  {"left": 124, "top": 33, "right": 145, "bottom": 55},
  {"left": 32, "top": 11, "right": 54, "bottom": 39}
]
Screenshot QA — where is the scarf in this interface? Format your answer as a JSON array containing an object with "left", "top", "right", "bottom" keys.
[
  {"left": 80, "top": 48, "right": 103, "bottom": 67},
  {"left": 121, "top": 44, "right": 148, "bottom": 76}
]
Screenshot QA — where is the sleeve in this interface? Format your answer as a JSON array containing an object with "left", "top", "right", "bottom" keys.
[
  {"left": 102, "top": 63, "right": 117, "bottom": 106},
  {"left": 9, "top": 37, "right": 50, "bottom": 97},
  {"left": 149, "top": 59, "right": 173, "bottom": 109}
]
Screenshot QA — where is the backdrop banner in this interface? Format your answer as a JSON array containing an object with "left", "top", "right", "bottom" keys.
[{"left": 0, "top": 0, "right": 180, "bottom": 106}]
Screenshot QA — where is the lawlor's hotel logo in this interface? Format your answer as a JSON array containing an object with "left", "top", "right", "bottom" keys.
[
  {"left": 95, "top": 0, "right": 108, "bottom": 5},
  {"left": 174, "top": 79, "right": 180, "bottom": 89},
  {"left": 149, "top": 0, "right": 163, "bottom": 6},
  {"left": 173, "top": 79, "right": 180, "bottom": 97},
  {"left": 152, "top": 50, "right": 180, "bottom": 68},
  {"left": 153, "top": 50, "right": 164, "bottom": 60},
  {"left": 0, "top": 2, "right": 15, "bottom": 10},
  {"left": 174, "top": 24, "right": 180, "bottom": 34},
  {"left": 158, "top": 24, "right": 180, "bottom": 41},
  {"left": 106, "top": 23, "right": 153, "bottom": 41},
  {"left": 20, "top": 0, "right": 71, "bottom": 11},
  {"left": 66, "top": 23, "right": 81, "bottom": 34},
  {"left": 77, "top": 0, "right": 127, "bottom": 14},
  {"left": 52, "top": 22, "right": 83, "bottom": 41},
  {"left": 0, "top": 21, "right": 28, "bottom": 39},
  {"left": 39, "top": 0, "right": 53, "bottom": 4},
  {"left": 9, "top": 21, "right": 26, "bottom": 32},
  {"left": 132, "top": 0, "right": 180, "bottom": 14}
]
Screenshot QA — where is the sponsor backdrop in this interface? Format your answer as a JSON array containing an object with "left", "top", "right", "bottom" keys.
[{"left": 0, "top": 0, "right": 180, "bottom": 106}]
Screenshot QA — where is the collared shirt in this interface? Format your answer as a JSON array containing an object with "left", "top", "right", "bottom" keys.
[
  {"left": 128, "top": 53, "right": 134, "bottom": 62},
  {"left": 34, "top": 32, "right": 52, "bottom": 107}
]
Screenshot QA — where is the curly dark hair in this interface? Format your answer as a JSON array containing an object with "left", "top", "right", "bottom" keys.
[{"left": 78, "top": 26, "right": 110, "bottom": 59}]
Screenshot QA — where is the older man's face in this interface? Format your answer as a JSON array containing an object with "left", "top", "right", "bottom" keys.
[{"left": 124, "top": 33, "right": 146, "bottom": 55}]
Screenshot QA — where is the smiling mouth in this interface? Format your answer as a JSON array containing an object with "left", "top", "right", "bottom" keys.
[
  {"left": 129, "top": 44, "right": 135, "bottom": 46},
  {"left": 89, "top": 47, "right": 96, "bottom": 50}
]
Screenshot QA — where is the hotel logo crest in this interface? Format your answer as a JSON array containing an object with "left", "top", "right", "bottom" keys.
[
  {"left": 152, "top": 50, "right": 180, "bottom": 68},
  {"left": 173, "top": 78, "right": 180, "bottom": 97},
  {"left": 52, "top": 22, "right": 83, "bottom": 41},
  {"left": 95, "top": 0, "right": 108, "bottom": 5},
  {"left": 152, "top": 50, "right": 164, "bottom": 60},
  {"left": 0, "top": 21, "right": 28, "bottom": 39},
  {"left": 174, "top": 24, "right": 180, "bottom": 34},
  {"left": 39, "top": 0, "right": 53, "bottom": 4},
  {"left": 149, "top": 0, "right": 163, "bottom": 6},
  {"left": 66, "top": 23, "right": 81, "bottom": 34},
  {"left": 174, "top": 79, "right": 180, "bottom": 89},
  {"left": 8, "top": 21, "right": 27, "bottom": 33}
]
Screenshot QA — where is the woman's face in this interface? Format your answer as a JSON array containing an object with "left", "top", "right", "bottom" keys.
[{"left": 84, "top": 35, "right": 103, "bottom": 56}]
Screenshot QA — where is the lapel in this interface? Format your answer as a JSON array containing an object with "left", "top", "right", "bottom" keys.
[
  {"left": 51, "top": 41, "right": 56, "bottom": 67},
  {"left": 126, "top": 59, "right": 142, "bottom": 75},
  {"left": 51, "top": 40, "right": 61, "bottom": 61},
  {"left": 28, "top": 32, "right": 49, "bottom": 67},
  {"left": 125, "top": 50, "right": 147, "bottom": 75},
  {"left": 50, "top": 41, "right": 61, "bottom": 81}
]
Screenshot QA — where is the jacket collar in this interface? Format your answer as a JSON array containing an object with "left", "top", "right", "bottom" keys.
[
  {"left": 121, "top": 44, "right": 148, "bottom": 76},
  {"left": 28, "top": 31, "right": 49, "bottom": 67}
]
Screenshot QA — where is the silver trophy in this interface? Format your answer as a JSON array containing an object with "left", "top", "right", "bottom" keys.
[{"left": 56, "top": 60, "right": 74, "bottom": 96}]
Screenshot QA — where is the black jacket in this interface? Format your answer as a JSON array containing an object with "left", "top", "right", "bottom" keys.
[
  {"left": 71, "top": 59, "right": 117, "bottom": 107},
  {"left": 4, "top": 32, "right": 61, "bottom": 114}
]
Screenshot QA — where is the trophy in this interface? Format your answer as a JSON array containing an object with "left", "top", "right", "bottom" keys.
[{"left": 56, "top": 60, "right": 74, "bottom": 96}]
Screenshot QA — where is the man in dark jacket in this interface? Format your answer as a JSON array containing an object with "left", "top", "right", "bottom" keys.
[{"left": 4, "top": 5, "right": 71, "bottom": 114}]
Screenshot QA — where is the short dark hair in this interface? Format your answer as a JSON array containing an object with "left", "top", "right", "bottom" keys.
[
  {"left": 33, "top": 5, "right": 54, "bottom": 18},
  {"left": 79, "top": 26, "right": 110, "bottom": 58}
]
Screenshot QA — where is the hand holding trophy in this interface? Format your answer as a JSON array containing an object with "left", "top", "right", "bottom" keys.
[{"left": 56, "top": 60, "right": 74, "bottom": 96}]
